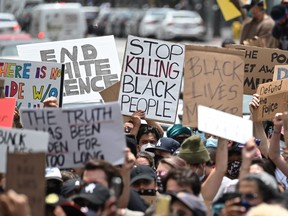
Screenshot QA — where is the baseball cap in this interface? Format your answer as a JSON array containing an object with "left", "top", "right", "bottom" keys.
[
  {"left": 243, "top": 0, "right": 264, "bottom": 9},
  {"left": 170, "top": 192, "right": 207, "bottom": 216},
  {"left": 71, "top": 183, "right": 110, "bottom": 207},
  {"left": 130, "top": 165, "right": 156, "bottom": 185},
  {"left": 244, "top": 171, "right": 278, "bottom": 190},
  {"left": 45, "top": 167, "right": 63, "bottom": 182},
  {"left": 145, "top": 137, "right": 180, "bottom": 154}
]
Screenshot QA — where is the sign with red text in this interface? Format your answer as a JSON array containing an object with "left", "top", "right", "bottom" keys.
[
  {"left": 17, "top": 36, "right": 121, "bottom": 104},
  {"left": 6, "top": 152, "right": 46, "bottom": 216},
  {"left": 229, "top": 45, "right": 288, "bottom": 95},
  {"left": 0, "top": 58, "right": 64, "bottom": 109},
  {"left": 273, "top": 65, "right": 288, "bottom": 81},
  {"left": 0, "top": 98, "right": 16, "bottom": 128},
  {"left": 198, "top": 105, "right": 253, "bottom": 143},
  {"left": 20, "top": 102, "right": 126, "bottom": 168},
  {"left": 253, "top": 79, "right": 288, "bottom": 122},
  {"left": 183, "top": 45, "right": 245, "bottom": 127},
  {"left": 0, "top": 127, "right": 49, "bottom": 173},
  {"left": 119, "top": 36, "right": 184, "bottom": 123}
]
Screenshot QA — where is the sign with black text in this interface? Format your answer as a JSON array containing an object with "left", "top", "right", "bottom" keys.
[
  {"left": 0, "top": 58, "right": 64, "bottom": 108},
  {"left": 119, "top": 36, "right": 184, "bottom": 123},
  {"left": 20, "top": 102, "right": 126, "bottom": 168},
  {"left": 0, "top": 127, "right": 49, "bottom": 173},
  {"left": 17, "top": 36, "right": 121, "bottom": 104}
]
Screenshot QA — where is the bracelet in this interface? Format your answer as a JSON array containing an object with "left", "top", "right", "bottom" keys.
[{"left": 273, "top": 128, "right": 281, "bottom": 134}]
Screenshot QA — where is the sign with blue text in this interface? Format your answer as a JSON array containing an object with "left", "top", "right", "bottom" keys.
[
  {"left": 17, "top": 36, "right": 121, "bottom": 104},
  {"left": 20, "top": 102, "right": 126, "bottom": 168},
  {"left": 119, "top": 35, "right": 184, "bottom": 123}
]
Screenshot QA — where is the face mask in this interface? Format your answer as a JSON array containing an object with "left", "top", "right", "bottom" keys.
[
  {"left": 154, "top": 155, "right": 164, "bottom": 168},
  {"left": 140, "top": 143, "right": 154, "bottom": 157},
  {"left": 199, "top": 167, "right": 206, "bottom": 182},
  {"left": 156, "top": 174, "right": 164, "bottom": 193},
  {"left": 227, "top": 160, "right": 241, "bottom": 179}
]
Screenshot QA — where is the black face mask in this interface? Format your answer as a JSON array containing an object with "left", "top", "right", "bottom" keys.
[
  {"left": 154, "top": 155, "right": 164, "bottom": 168},
  {"left": 138, "top": 189, "right": 157, "bottom": 196},
  {"left": 156, "top": 174, "right": 164, "bottom": 193},
  {"left": 227, "top": 160, "right": 241, "bottom": 179}
]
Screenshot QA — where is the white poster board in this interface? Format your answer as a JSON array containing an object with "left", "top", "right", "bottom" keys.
[
  {"left": 0, "top": 58, "right": 64, "bottom": 108},
  {"left": 0, "top": 127, "right": 49, "bottom": 172},
  {"left": 119, "top": 35, "right": 184, "bottom": 123},
  {"left": 20, "top": 102, "right": 126, "bottom": 168},
  {"left": 17, "top": 36, "right": 121, "bottom": 104},
  {"left": 198, "top": 105, "right": 253, "bottom": 143}
]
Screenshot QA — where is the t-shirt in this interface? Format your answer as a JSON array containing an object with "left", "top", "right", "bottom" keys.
[{"left": 240, "top": 14, "right": 278, "bottom": 48}]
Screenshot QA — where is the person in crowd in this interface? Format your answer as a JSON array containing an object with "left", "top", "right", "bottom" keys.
[
  {"left": 270, "top": 4, "right": 288, "bottom": 50},
  {"left": 170, "top": 192, "right": 207, "bottom": 216},
  {"left": 166, "top": 124, "right": 192, "bottom": 145},
  {"left": 135, "top": 151, "right": 154, "bottom": 168},
  {"left": 146, "top": 137, "right": 180, "bottom": 168},
  {"left": 178, "top": 135, "right": 228, "bottom": 202},
  {"left": 221, "top": 38, "right": 236, "bottom": 48},
  {"left": 45, "top": 167, "right": 64, "bottom": 195},
  {"left": 130, "top": 165, "right": 157, "bottom": 196},
  {"left": 136, "top": 125, "right": 161, "bottom": 154},
  {"left": 230, "top": 0, "right": 279, "bottom": 48}
]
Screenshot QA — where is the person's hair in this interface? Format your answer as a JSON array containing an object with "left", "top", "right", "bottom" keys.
[
  {"left": 221, "top": 38, "right": 236, "bottom": 47},
  {"left": 163, "top": 167, "right": 201, "bottom": 196},
  {"left": 251, "top": 158, "right": 276, "bottom": 178},
  {"left": 158, "top": 156, "right": 187, "bottom": 169},
  {"left": 60, "top": 169, "right": 79, "bottom": 182},
  {"left": 136, "top": 125, "right": 161, "bottom": 144},
  {"left": 84, "top": 159, "right": 123, "bottom": 196},
  {"left": 237, "top": 176, "right": 280, "bottom": 203},
  {"left": 136, "top": 151, "right": 154, "bottom": 167}
]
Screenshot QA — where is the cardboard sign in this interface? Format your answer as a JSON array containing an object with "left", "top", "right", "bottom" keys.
[
  {"left": 0, "top": 79, "right": 4, "bottom": 98},
  {"left": 141, "top": 195, "right": 156, "bottom": 206},
  {"left": 0, "top": 127, "right": 49, "bottom": 173},
  {"left": 100, "top": 81, "right": 121, "bottom": 102},
  {"left": 273, "top": 65, "right": 288, "bottom": 81},
  {"left": 0, "top": 58, "right": 64, "bottom": 108},
  {"left": 198, "top": 105, "right": 253, "bottom": 143},
  {"left": 20, "top": 102, "right": 126, "bottom": 168},
  {"left": 217, "top": 0, "right": 241, "bottom": 21},
  {"left": 17, "top": 36, "right": 121, "bottom": 104},
  {"left": 229, "top": 45, "right": 288, "bottom": 95},
  {"left": 119, "top": 36, "right": 184, "bottom": 123},
  {"left": 253, "top": 79, "right": 288, "bottom": 122},
  {"left": 0, "top": 97, "right": 16, "bottom": 128},
  {"left": 6, "top": 152, "right": 46, "bottom": 216},
  {"left": 183, "top": 45, "right": 245, "bottom": 128}
]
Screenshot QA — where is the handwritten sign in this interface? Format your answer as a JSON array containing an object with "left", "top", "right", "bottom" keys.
[
  {"left": 20, "top": 102, "right": 126, "bottom": 168},
  {"left": 0, "top": 58, "right": 64, "bottom": 108},
  {"left": 198, "top": 105, "right": 253, "bottom": 143},
  {"left": 0, "top": 98, "right": 16, "bottom": 128},
  {"left": 183, "top": 45, "right": 245, "bottom": 128},
  {"left": 0, "top": 127, "right": 49, "bottom": 173},
  {"left": 217, "top": 0, "right": 241, "bottom": 21},
  {"left": 253, "top": 79, "right": 288, "bottom": 122},
  {"left": 229, "top": 45, "right": 288, "bottom": 95},
  {"left": 6, "top": 152, "right": 46, "bottom": 216},
  {"left": 119, "top": 36, "right": 184, "bottom": 123},
  {"left": 273, "top": 65, "right": 288, "bottom": 81},
  {"left": 17, "top": 36, "right": 121, "bottom": 104}
]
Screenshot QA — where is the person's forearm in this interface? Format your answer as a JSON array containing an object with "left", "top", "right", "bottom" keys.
[
  {"left": 253, "top": 121, "right": 269, "bottom": 157},
  {"left": 146, "top": 119, "right": 164, "bottom": 137}
]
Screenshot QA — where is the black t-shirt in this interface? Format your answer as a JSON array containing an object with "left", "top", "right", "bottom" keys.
[{"left": 127, "top": 189, "right": 150, "bottom": 212}]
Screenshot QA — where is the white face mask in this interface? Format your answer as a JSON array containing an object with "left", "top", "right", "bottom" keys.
[{"left": 140, "top": 143, "right": 155, "bottom": 157}]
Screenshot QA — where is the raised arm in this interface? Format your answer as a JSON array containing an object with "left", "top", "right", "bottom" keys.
[
  {"left": 201, "top": 137, "right": 227, "bottom": 201},
  {"left": 268, "top": 113, "right": 288, "bottom": 176}
]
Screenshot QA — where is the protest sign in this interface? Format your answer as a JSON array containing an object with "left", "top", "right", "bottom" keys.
[
  {"left": 0, "top": 127, "right": 49, "bottom": 173},
  {"left": 100, "top": 81, "right": 120, "bottom": 102},
  {"left": 20, "top": 102, "right": 126, "bottom": 168},
  {"left": 119, "top": 35, "right": 184, "bottom": 123},
  {"left": 183, "top": 45, "right": 245, "bottom": 128},
  {"left": 253, "top": 79, "right": 288, "bottom": 122},
  {"left": 273, "top": 65, "right": 288, "bottom": 81},
  {"left": 198, "top": 105, "right": 253, "bottom": 143},
  {"left": 0, "top": 97, "right": 16, "bottom": 128},
  {"left": 0, "top": 58, "right": 64, "bottom": 108},
  {"left": 0, "top": 79, "right": 4, "bottom": 98},
  {"left": 17, "top": 36, "right": 121, "bottom": 104},
  {"left": 229, "top": 45, "right": 288, "bottom": 95},
  {"left": 6, "top": 152, "right": 46, "bottom": 216},
  {"left": 217, "top": 0, "right": 241, "bottom": 21}
]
